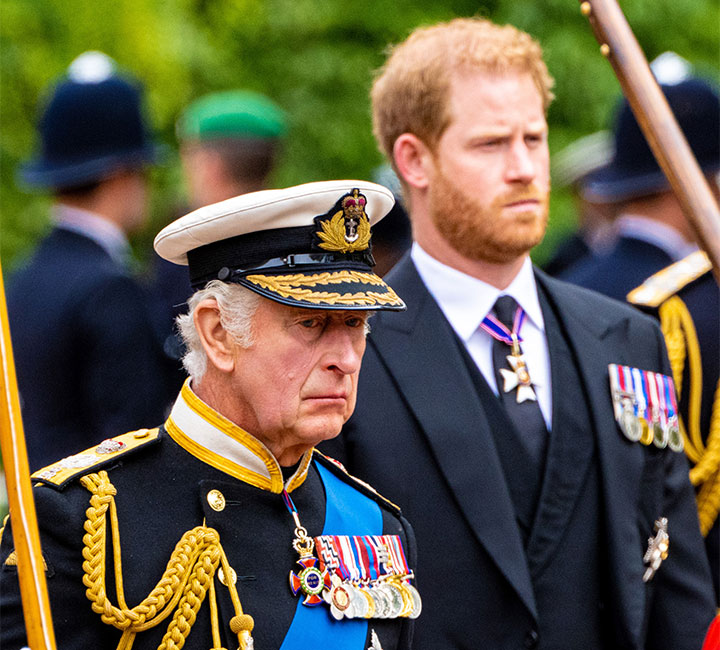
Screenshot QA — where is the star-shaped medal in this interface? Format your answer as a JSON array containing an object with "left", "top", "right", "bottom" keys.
[{"left": 499, "top": 351, "right": 538, "bottom": 403}]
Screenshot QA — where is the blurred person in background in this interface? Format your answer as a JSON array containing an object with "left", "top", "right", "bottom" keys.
[
  {"left": 177, "top": 90, "right": 288, "bottom": 209},
  {"left": 148, "top": 90, "right": 288, "bottom": 399},
  {"left": 561, "top": 70, "right": 720, "bottom": 598},
  {"left": 560, "top": 58, "right": 720, "bottom": 301},
  {"left": 541, "top": 130, "right": 617, "bottom": 276},
  {"left": 7, "top": 52, "right": 167, "bottom": 471},
  {"left": 369, "top": 164, "right": 412, "bottom": 276}
]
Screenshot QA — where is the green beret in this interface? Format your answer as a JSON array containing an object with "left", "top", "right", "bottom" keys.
[{"left": 177, "top": 90, "right": 287, "bottom": 141}]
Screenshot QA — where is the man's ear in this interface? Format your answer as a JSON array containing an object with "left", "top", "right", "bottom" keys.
[
  {"left": 193, "top": 298, "right": 236, "bottom": 373},
  {"left": 393, "top": 133, "right": 433, "bottom": 190}
]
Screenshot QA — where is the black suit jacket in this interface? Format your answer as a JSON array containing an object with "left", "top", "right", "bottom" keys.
[
  {"left": 7, "top": 226, "right": 168, "bottom": 470},
  {"left": 322, "top": 255, "right": 715, "bottom": 649}
]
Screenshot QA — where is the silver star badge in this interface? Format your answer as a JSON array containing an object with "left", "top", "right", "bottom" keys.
[{"left": 499, "top": 352, "right": 538, "bottom": 403}]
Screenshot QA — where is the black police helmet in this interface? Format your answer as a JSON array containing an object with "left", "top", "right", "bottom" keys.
[
  {"left": 582, "top": 78, "right": 720, "bottom": 203},
  {"left": 19, "top": 52, "right": 161, "bottom": 191}
]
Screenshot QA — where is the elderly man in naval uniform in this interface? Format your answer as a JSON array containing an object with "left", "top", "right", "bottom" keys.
[{"left": 0, "top": 181, "right": 420, "bottom": 650}]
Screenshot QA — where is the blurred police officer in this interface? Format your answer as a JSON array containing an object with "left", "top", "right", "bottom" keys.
[
  {"left": 0, "top": 180, "right": 419, "bottom": 649},
  {"left": 542, "top": 131, "right": 617, "bottom": 276},
  {"left": 149, "top": 90, "right": 288, "bottom": 398},
  {"left": 561, "top": 72, "right": 720, "bottom": 300},
  {"left": 7, "top": 52, "right": 167, "bottom": 470}
]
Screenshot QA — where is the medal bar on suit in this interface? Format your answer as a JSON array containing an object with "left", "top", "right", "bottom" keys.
[{"left": 608, "top": 364, "right": 684, "bottom": 452}]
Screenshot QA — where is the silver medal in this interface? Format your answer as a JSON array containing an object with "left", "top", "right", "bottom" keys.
[
  {"left": 666, "top": 417, "right": 684, "bottom": 453},
  {"left": 407, "top": 583, "right": 422, "bottom": 619}
]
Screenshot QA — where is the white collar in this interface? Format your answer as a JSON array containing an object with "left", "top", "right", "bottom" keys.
[
  {"left": 165, "top": 379, "right": 313, "bottom": 493},
  {"left": 411, "top": 242, "right": 545, "bottom": 342}
]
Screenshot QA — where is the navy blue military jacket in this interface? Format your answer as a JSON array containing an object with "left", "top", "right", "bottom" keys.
[{"left": 0, "top": 383, "right": 416, "bottom": 649}]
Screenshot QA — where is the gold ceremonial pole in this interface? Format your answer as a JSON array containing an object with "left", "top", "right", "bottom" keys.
[
  {"left": 578, "top": 0, "right": 720, "bottom": 284},
  {"left": 0, "top": 258, "right": 57, "bottom": 649}
]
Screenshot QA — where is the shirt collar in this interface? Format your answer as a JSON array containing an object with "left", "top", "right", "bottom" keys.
[
  {"left": 616, "top": 214, "right": 698, "bottom": 261},
  {"left": 165, "top": 379, "right": 313, "bottom": 493},
  {"left": 53, "top": 203, "right": 131, "bottom": 266},
  {"left": 411, "top": 242, "right": 545, "bottom": 342}
]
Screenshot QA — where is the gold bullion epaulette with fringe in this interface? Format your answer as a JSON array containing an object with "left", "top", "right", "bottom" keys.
[
  {"left": 313, "top": 450, "right": 401, "bottom": 513},
  {"left": 31, "top": 428, "right": 161, "bottom": 489},
  {"left": 627, "top": 251, "right": 712, "bottom": 308}
]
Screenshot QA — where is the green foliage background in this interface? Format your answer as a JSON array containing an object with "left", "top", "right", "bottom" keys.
[{"left": 1, "top": 0, "right": 718, "bottom": 273}]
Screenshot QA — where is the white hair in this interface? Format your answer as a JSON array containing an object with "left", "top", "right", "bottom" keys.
[{"left": 176, "top": 280, "right": 261, "bottom": 381}]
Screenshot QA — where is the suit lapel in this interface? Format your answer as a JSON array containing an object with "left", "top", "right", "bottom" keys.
[
  {"left": 536, "top": 272, "right": 645, "bottom": 646},
  {"left": 372, "top": 257, "right": 537, "bottom": 619}
]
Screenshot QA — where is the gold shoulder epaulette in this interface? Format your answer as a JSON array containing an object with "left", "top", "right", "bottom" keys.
[
  {"left": 313, "top": 450, "right": 401, "bottom": 513},
  {"left": 628, "top": 251, "right": 712, "bottom": 307},
  {"left": 32, "top": 428, "right": 161, "bottom": 488}
]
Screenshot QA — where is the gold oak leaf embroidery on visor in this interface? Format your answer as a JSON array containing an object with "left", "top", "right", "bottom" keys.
[{"left": 244, "top": 270, "right": 404, "bottom": 306}]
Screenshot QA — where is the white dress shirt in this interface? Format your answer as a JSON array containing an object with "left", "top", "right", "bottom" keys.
[{"left": 411, "top": 242, "right": 553, "bottom": 428}]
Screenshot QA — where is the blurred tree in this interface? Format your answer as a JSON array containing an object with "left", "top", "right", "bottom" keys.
[{"left": 0, "top": 0, "right": 718, "bottom": 272}]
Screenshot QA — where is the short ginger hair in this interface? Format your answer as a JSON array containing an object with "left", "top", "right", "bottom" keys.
[{"left": 371, "top": 17, "right": 555, "bottom": 160}]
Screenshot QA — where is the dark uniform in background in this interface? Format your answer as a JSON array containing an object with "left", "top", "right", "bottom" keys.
[
  {"left": 1, "top": 180, "right": 419, "bottom": 650},
  {"left": 541, "top": 130, "right": 616, "bottom": 277},
  {"left": 561, "top": 77, "right": 720, "bottom": 300},
  {"left": 629, "top": 253, "right": 720, "bottom": 604},
  {"left": 7, "top": 52, "right": 167, "bottom": 470}
]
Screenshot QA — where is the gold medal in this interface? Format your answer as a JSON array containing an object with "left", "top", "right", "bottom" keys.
[
  {"left": 639, "top": 418, "right": 654, "bottom": 445},
  {"left": 391, "top": 579, "right": 414, "bottom": 617},
  {"left": 359, "top": 586, "right": 376, "bottom": 619}
]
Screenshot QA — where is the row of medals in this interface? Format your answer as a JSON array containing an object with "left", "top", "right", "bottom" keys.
[
  {"left": 618, "top": 398, "right": 683, "bottom": 452},
  {"left": 325, "top": 573, "right": 422, "bottom": 621}
]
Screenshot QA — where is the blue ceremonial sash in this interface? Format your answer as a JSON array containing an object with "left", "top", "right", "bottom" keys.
[{"left": 279, "top": 461, "right": 383, "bottom": 649}]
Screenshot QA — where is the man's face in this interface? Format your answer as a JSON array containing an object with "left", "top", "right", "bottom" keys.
[
  {"left": 426, "top": 69, "right": 550, "bottom": 264},
  {"left": 226, "top": 299, "right": 368, "bottom": 462}
]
